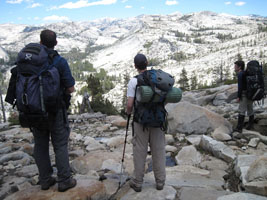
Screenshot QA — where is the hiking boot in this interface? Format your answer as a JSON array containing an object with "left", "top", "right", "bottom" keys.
[
  {"left": 156, "top": 183, "right": 164, "bottom": 190},
  {"left": 129, "top": 181, "right": 142, "bottom": 192},
  {"left": 233, "top": 114, "right": 245, "bottom": 133},
  {"left": 246, "top": 115, "right": 254, "bottom": 130},
  {"left": 41, "top": 177, "right": 56, "bottom": 190},
  {"left": 58, "top": 178, "right": 77, "bottom": 192}
]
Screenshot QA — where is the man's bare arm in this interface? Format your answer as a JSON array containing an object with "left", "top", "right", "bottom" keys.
[{"left": 127, "top": 97, "right": 134, "bottom": 115}]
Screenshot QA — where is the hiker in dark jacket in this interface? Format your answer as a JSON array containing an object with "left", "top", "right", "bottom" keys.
[
  {"left": 34, "top": 30, "right": 76, "bottom": 192},
  {"left": 126, "top": 54, "right": 166, "bottom": 192},
  {"left": 6, "top": 29, "right": 77, "bottom": 192},
  {"left": 233, "top": 60, "right": 254, "bottom": 134}
]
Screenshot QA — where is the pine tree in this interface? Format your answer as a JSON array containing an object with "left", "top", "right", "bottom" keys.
[
  {"left": 178, "top": 68, "right": 190, "bottom": 91},
  {"left": 212, "top": 61, "right": 225, "bottom": 85},
  {"left": 86, "top": 74, "right": 103, "bottom": 100},
  {"left": 0, "top": 72, "right": 6, "bottom": 122},
  {"left": 86, "top": 74, "right": 118, "bottom": 115},
  {"left": 224, "top": 65, "right": 231, "bottom": 81},
  {"left": 236, "top": 53, "right": 243, "bottom": 61},
  {"left": 190, "top": 71, "right": 198, "bottom": 90},
  {"left": 262, "top": 62, "right": 267, "bottom": 75},
  {"left": 121, "top": 71, "right": 130, "bottom": 117}
]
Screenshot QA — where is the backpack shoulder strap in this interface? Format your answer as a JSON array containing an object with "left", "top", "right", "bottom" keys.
[
  {"left": 39, "top": 54, "right": 62, "bottom": 75},
  {"left": 47, "top": 49, "right": 60, "bottom": 64},
  {"left": 51, "top": 55, "right": 62, "bottom": 67},
  {"left": 135, "top": 73, "right": 144, "bottom": 86},
  {"left": 136, "top": 70, "right": 152, "bottom": 86}
]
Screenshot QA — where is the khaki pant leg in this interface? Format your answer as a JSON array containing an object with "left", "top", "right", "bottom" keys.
[
  {"left": 149, "top": 127, "right": 166, "bottom": 185},
  {"left": 131, "top": 122, "right": 149, "bottom": 187},
  {"left": 239, "top": 93, "right": 254, "bottom": 116},
  {"left": 246, "top": 97, "right": 254, "bottom": 116},
  {"left": 238, "top": 94, "right": 247, "bottom": 116}
]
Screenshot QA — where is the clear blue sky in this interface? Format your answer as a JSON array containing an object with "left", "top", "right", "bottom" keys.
[{"left": 0, "top": 0, "right": 266, "bottom": 25}]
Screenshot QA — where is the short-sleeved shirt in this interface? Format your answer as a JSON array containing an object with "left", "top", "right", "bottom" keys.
[{"left": 127, "top": 77, "right": 137, "bottom": 97}]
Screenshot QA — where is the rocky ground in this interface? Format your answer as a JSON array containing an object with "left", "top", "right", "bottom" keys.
[{"left": 1, "top": 84, "right": 267, "bottom": 200}]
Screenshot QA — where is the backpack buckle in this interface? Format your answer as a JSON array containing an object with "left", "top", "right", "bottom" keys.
[{"left": 22, "top": 93, "right": 28, "bottom": 105}]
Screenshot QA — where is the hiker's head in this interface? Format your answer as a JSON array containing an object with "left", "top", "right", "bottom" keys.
[
  {"left": 134, "top": 54, "right": 148, "bottom": 70},
  {"left": 234, "top": 60, "right": 245, "bottom": 72},
  {"left": 40, "top": 29, "right": 57, "bottom": 49}
]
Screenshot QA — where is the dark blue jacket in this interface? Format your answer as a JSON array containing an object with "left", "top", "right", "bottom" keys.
[
  {"left": 47, "top": 49, "right": 75, "bottom": 90},
  {"left": 237, "top": 70, "right": 247, "bottom": 99}
]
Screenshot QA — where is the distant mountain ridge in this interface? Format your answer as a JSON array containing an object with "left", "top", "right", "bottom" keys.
[
  {"left": 0, "top": 11, "right": 266, "bottom": 108},
  {"left": 0, "top": 46, "right": 8, "bottom": 62}
]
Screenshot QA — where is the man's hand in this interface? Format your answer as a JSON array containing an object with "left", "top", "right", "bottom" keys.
[
  {"left": 236, "top": 98, "right": 240, "bottom": 103},
  {"left": 65, "top": 86, "right": 75, "bottom": 94}
]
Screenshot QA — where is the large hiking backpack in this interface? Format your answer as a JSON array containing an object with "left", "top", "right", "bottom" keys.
[
  {"left": 133, "top": 69, "right": 175, "bottom": 131},
  {"left": 246, "top": 60, "right": 265, "bottom": 101},
  {"left": 264, "top": 70, "right": 267, "bottom": 96},
  {"left": 15, "top": 43, "right": 62, "bottom": 129}
]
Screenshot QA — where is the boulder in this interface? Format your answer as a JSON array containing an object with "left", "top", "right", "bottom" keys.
[
  {"left": 179, "top": 187, "right": 231, "bottom": 200},
  {"left": 101, "top": 159, "right": 121, "bottom": 174},
  {"left": 166, "top": 102, "right": 232, "bottom": 135},
  {"left": 145, "top": 165, "right": 223, "bottom": 190},
  {"left": 165, "top": 134, "right": 175, "bottom": 145},
  {"left": 217, "top": 192, "right": 267, "bottom": 200},
  {"left": 71, "top": 151, "right": 133, "bottom": 175},
  {"left": 246, "top": 156, "right": 267, "bottom": 182},
  {"left": 213, "top": 93, "right": 228, "bottom": 106},
  {"left": 200, "top": 135, "right": 236, "bottom": 163},
  {"left": 105, "top": 136, "right": 125, "bottom": 148},
  {"left": 211, "top": 126, "right": 232, "bottom": 141},
  {"left": 248, "top": 138, "right": 261, "bottom": 148},
  {"left": 107, "top": 115, "right": 127, "bottom": 127},
  {"left": 175, "top": 145, "right": 202, "bottom": 166},
  {"left": 165, "top": 145, "right": 177, "bottom": 153},
  {"left": 244, "top": 181, "right": 267, "bottom": 196},
  {"left": 84, "top": 136, "right": 106, "bottom": 152},
  {"left": 234, "top": 155, "right": 258, "bottom": 181},
  {"left": 15, "top": 164, "right": 38, "bottom": 178},
  {"left": 185, "top": 135, "right": 202, "bottom": 146}
]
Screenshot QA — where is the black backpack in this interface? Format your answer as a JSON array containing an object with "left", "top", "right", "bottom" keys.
[
  {"left": 246, "top": 60, "right": 265, "bottom": 101},
  {"left": 133, "top": 69, "right": 174, "bottom": 131},
  {"left": 15, "top": 43, "right": 62, "bottom": 129}
]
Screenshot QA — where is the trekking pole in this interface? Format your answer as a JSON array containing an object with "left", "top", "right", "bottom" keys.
[{"left": 118, "top": 114, "right": 131, "bottom": 188}]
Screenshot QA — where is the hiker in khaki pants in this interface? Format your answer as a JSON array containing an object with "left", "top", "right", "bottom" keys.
[{"left": 127, "top": 54, "right": 166, "bottom": 192}]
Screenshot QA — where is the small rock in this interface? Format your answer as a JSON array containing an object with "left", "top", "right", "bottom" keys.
[
  {"left": 242, "top": 146, "right": 247, "bottom": 151},
  {"left": 248, "top": 138, "right": 260, "bottom": 148},
  {"left": 175, "top": 145, "right": 202, "bottom": 166},
  {"left": 165, "top": 145, "right": 177, "bottom": 153},
  {"left": 165, "top": 134, "right": 175, "bottom": 145}
]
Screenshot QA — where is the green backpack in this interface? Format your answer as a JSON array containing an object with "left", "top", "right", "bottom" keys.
[{"left": 133, "top": 69, "right": 181, "bottom": 130}]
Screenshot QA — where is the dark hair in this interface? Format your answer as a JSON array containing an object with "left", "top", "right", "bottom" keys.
[
  {"left": 40, "top": 29, "right": 57, "bottom": 48},
  {"left": 134, "top": 54, "right": 148, "bottom": 70},
  {"left": 234, "top": 60, "right": 245, "bottom": 70}
]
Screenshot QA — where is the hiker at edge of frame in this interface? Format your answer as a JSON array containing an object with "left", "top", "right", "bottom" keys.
[
  {"left": 233, "top": 60, "right": 254, "bottom": 135},
  {"left": 5, "top": 29, "right": 77, "bottom": 192}
]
